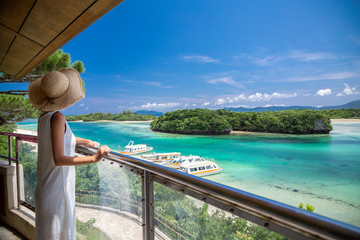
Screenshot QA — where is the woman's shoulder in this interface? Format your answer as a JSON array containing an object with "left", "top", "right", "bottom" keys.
[{"left": 51, "top": 111, "right": 65, "bottom": 123}]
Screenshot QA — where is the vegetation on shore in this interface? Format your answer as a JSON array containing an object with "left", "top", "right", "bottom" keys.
[
  {"left": 151, "top": 108, "right": 333, "bottom": 135},
  {"left": 150, "top": 108, "right": 233, "bottom": 135},
  {"left": 218, "top": 109, "right": 332, "bottom": 134},
  {"left": 66, "top": 111, "right": 156, "bottom": 122},
  {"left": 319, "top": 109, "right": 360, "bottom": 119}
]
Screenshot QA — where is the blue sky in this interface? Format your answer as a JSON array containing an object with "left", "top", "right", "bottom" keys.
[{"left": 4, "top": 0, "right": 360, "bottom": 114}]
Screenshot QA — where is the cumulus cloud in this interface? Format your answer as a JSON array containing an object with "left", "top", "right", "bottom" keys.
[
  {"left": 214, "top": 92, "right": 296, "bottom": 105},
  {"left": 214, "top": 94, "right": 246, "bottom": 105},
  {"left": 316, "top": 89, "right": 332, "bottom": 96},
  {"left": 207, "top": 77, "right": 244, "bottom": 88},
  {"left": 337, "top": 83, "right": 359, "bottom": 96},
  {"left": 181, "top": 54, "right": 219, "bottom": 63},
  {"left": 214, "top": 98, "right": 226, "bottom": 105},
  {"left": 248, "top": 92, "right": 297, "bottom": 102},
  {"left": 203, "top": 102, "right": 210, "bottom": 106},
  {"left": 141, "top": 102, "right": 182, "bottom": 109},
  {"left": 264, "top": 104, "right": 286, "bottom": 107}
]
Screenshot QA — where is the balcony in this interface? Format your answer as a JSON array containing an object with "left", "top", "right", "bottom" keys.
[{"left": 1, "top": 132, "right": 360, "bottom": 240}]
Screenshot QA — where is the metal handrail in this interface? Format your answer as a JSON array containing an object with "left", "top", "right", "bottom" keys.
[
  {"left": 1, "top": 132, "right": 360, "bottom": 239},
  {"left": 77, "top": 145, "right": 360, "bottom": 240}
]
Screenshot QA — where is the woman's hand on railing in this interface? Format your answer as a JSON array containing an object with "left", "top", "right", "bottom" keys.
[
  {"left": 76, "top": 137, "right": 100, "bottom": 147},
  {"left": 94, "top": 145, "right": 111, "bottom": 162}
]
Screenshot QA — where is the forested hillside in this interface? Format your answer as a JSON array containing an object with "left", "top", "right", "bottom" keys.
[
  {"left": 150, "top": 109, "right": 232, "bottom": 135},
  {"left": 151, "top": 108, "right": 333, "bottom": 135},
  {"left": 217, "top": 109, "right": 332, "bottom": 134},
  {"left": 66, "top": 111, "right": 156, "bottom": 122}
]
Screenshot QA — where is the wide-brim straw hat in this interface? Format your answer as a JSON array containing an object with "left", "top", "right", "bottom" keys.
[{"left": 28, "top": 68, "right": 84, "bottom": 111}]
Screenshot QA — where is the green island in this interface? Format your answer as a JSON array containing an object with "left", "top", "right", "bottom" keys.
[
  {"left": 65, "top": 110, "right": 156, "bottom": 122},
  {"left": 150, "top": 108, "right": 233, "bottom": 135},
  {"left": 151, "top": 108, "right": 359, "bottom": 135}
]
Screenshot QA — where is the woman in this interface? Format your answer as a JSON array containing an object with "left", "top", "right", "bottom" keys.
[{"left": 28, "top": 68, "right": 111, "bottom": 240}]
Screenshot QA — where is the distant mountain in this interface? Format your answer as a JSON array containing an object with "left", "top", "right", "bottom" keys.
[
  {"left": 136, "top": 110, "right": 164, "bottom": 116},
  {"left": 224, "top": 99, "right": 360, "bottom": 112}
]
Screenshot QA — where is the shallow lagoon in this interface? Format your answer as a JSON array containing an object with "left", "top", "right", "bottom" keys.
[{"left": 18, "top": 120, "right": 360, "bottom": 226}]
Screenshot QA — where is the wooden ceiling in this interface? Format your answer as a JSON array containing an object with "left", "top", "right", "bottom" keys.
[{"left": 0, "top": 0, "right": 123, "bottom": 78}]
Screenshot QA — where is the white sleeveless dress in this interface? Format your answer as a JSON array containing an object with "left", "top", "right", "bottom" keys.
[{"left": 35, "top": 111, "right": 76, "bottom": 240}]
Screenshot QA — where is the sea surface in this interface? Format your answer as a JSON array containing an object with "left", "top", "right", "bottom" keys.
[{"left": 17, "top": 120, "right": 360, "bottom": 227}]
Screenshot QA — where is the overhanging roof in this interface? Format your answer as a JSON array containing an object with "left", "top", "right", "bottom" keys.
[{"left": 0, "top": 0, "right": 123, "bottom": 78}]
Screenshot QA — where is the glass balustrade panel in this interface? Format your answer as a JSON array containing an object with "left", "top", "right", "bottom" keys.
[
  {"left": 75, "top": 159, "right": 143, "bottom": 240},
  {"left": 153, "top": 182, "right": 288, "bottom": 240},
  {"left": 18, "top": 140, "right": 38, "bottom": 206}
]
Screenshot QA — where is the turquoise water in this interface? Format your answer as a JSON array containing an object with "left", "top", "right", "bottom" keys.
[{"left": 17, "top": 121, "right": 360, "bottom": 226}]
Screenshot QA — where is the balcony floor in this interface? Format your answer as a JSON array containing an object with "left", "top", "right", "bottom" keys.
[{"left": 0, "top": 221, "right": 27, "bottom": 240}]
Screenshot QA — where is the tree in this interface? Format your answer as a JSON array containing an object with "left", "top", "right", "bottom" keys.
[
  {"left": 0, "top": 49, "right": 85, "bottom": 91},
  {"left": 0, "top": 49, "right": 86, "bottom": 129},
  {"left": 0, "top": 95, "right": 40, "bottom": 126}
]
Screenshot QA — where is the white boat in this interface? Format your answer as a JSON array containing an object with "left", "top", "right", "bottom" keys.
[
  {"left": 141, "top": 152, "right": 181, "bottom": 163},
  {"left": 179, "top": 160, "right": 223, "bottom": 177},
  {"left": 168, "top": 155, "right": 207, "bottom": 169},
  {"left": 119, "top": 141, "right": 153, "bottom": 155}
]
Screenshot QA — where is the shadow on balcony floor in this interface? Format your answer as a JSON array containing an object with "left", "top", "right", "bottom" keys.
[{"left": 0, "top": 221, "right": 27, "bottom": 240}]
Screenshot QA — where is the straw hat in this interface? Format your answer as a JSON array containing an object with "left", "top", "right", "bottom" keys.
[{"left": 28, "top": 68, "right": 84, "bottom": 111}]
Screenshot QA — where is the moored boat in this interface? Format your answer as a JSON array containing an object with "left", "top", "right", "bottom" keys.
[
  {"left": 119, "top": 141, "right": 153, "bottom": 155},
  {"left": 179, "top": 160, "right": 223, "bottom": 177},
  {"left": 141, "top": 152, "right": 181, "bottom": 163},
  {"left": 168, "top": 155, "right": 207, "bottom": 169}
]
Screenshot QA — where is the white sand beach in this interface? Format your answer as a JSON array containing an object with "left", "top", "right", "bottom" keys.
[
  {"left": 330, "top": 118, "right": 360, "bottom": 122},
  {"left": 14, "top": 129, "right": 37, "bottom": 136}
]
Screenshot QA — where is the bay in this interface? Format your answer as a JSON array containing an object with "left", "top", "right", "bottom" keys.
[{"left": 17, "top": 120, "right": 360, "bottom": 227}]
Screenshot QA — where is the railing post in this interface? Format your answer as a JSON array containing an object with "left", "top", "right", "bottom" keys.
[
  {"left": 8, "top": 135, "right": 12, "bottom": 165},
  {"left": 15, "top": 137, "right": 20, "bottom": 208},
  {"left": 142, "top": 170, "right": 154, "bottom": 240}
]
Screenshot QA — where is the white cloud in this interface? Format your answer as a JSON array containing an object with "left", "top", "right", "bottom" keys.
[
  {"left": 214, "top": 94, "right": 246, "bottom": 105},
  {"left": 214, "top": 98, "right": 226, "bottom": 105},
  {"left": 140, "top": 102, "right": 182, "bottom": 109},
  {"left": 278, "top": 72, "right": 358, "bottom": 82},
  {"left": 248, "top": 92, "right": 297, "bottom": 102},
  {"left": 228, "top": 104, "right": 250, "bottom": 108},
  {"left": 238, "top": 50, "right": 336, "bottom": 66},
  {"left": 207, "top": 77, "right": 243, "bottom": 88},
  {"left": 79, "top": 103, "right": 85, "bottom": 107},
  {"left": 203, "top": 102, "right": 210, "bottom": 106},
  {"left": 337, "top": 83, "right": 359, "bottom": 96},
  {"left": 287, "top": 50, "right": 336, "bottom": 62},
  {"left": 148, "top": 81, "right": 172, "bottom": 88},
  {"left": 316, "top": 89, "right": 332, "bottom": 96},
  {"left": 181, "top": 54, "right": 219, "bottom": 63},
  {"left": 264, "top": 104, "right": 286, "bottom": 107},
  {"left": 213, "top": 92, "right": 295, "bottom": 105}
]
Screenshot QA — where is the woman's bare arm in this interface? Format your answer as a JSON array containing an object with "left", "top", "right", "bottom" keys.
[
  {"left": 51, "top": 112, "right": 110, "bottom": 166},
  {"left": 76, "top": 137, "right": 99, "bottom": 147}
]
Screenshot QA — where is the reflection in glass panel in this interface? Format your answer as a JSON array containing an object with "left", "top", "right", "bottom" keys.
[
  {"left": 75, "top": 159, "right": 142, "bottom": 239},
  {"left": 154, "top": 182, "right": 288, "bottom": 240},
  {"left": 18, "top": 140, "right": 38, "bottom": 206}
]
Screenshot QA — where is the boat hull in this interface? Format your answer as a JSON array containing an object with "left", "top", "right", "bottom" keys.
[
  {"left": 120, "top": 147, "right": 153, "bottom": 155},
  {"left": 188, "top": 168, "right": 223, "bottom": 177}
]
